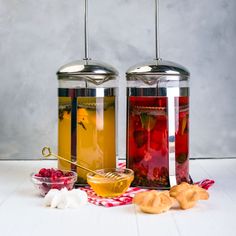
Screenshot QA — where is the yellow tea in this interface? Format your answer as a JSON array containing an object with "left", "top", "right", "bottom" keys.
[{"left": 58, "top": 96, "right": 116, "bottom": 184}]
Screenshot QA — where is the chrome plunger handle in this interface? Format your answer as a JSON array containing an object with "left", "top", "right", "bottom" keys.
[
  {"left": 154, "top": 0, "right": 176, "bottom": 187},
  {"left": 155, "top": 0, "right": 161, "bottom": 60},
  {"left": 84, "top": 0, "right": 89, "bottom": 60}
]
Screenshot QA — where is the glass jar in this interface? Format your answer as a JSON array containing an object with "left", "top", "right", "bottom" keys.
[
  {"left": 126, "top": 59, "right": 190, "bottom": 189},
  {"left": 57, "top": 59, "right": 118, "bottom": 185}
]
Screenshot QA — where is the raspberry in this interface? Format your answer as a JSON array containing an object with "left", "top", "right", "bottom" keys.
[
  {"left": 64, "top": 172, "right": 73, "bottom": 177},
  {"left": 51, "top": 173, "right": 58, "bottom": 181},
  {"left": 35, "top": 174, "right": 42, "bottom": 177},
  {"left": 39, "top": 168, "right": 47, "bottom": 177},
  {"left": 44, "top": 169, "right": 51, "bottom": 178},
  {"left": 50, "top": 168, "right": 56, "bottom": 174},
  {"left": 56, "top": 170, "right": 63, "bottom": 177},
  {"left": 51, "top": 183, "right": 59, "bottom": 189}
]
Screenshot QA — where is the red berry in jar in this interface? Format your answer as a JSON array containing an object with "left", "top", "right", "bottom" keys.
[
  {"left": 133, "top": 144, "right": 147, "bottom": 163},
  {"left": 149, "top": 130, "right": 163, "bottom": 150},
  {"left": 132, "top": 115, "right": 142, "bottom": 129},
  {"left": 149, "top": 140, "right": 162, "bottom": 151},
  {"left": 160, "top": 167, "right": 169, "bottom": 178},
  {"left": 133, "top": 163, "right": 148, "bottom": 177},
  {"left": 133, "top": 130, "right": 148, "bottom": 148},
  {"left": 153, "top": 167, "right": 160, "bottom": 178},
  {"left": 175, "top": 133, "right": 188, "bottom": 154}
]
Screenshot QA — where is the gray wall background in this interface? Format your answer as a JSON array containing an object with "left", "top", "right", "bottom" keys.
[{"left": 0, "top": 0, "right": 236, "bottom": 159}]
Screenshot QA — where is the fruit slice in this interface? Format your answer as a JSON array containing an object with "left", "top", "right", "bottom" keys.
[
  {"left": 140, "top": 113, "right": 157, "bottom": 131},
  {"left": 181, "top": 115, "right": 187, "bottom": 135}
]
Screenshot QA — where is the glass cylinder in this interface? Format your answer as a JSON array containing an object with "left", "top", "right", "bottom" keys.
[
  {"left": 57, "top": 60, "right": 118, "bottom": 185},
  {"left": 126, "top": 60, "right": 190, "bottom": 189}
]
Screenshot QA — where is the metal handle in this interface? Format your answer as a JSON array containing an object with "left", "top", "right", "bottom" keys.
[
  {"left": 84, "top": 0, "right": 89, "bottom": 60},
  {"left": 42, "top": 146, "right": 102, "bottom": 177},
  {"left": 155, "top": 0, "right": 161, "bottom": 60}
]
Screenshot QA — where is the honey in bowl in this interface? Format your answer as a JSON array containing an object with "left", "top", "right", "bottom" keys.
[{"left": 87, "top": 168, "right": 134, "bottom": 197}]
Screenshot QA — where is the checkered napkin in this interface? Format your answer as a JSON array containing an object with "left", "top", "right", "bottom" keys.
[
  {"left": 80, "top": 186, "right": 148, "bottom": 207},
  {"left": 79, "top": 162, "right": 215, "bottom": 207},
  {"left": 195, "top": 179, "right": 215, "bottom": 190}
]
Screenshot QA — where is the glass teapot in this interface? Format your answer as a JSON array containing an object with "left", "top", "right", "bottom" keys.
[
  {"left": 57, "top": 59, "right": 118, "bottom": 185},
  {"left": 126, "top": 59, "right": 190, "bottom": 189}
]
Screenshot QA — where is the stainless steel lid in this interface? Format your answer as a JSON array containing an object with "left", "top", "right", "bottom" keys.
[
  {"left": 57, "top": 1, "right": 118, "bottom": 85},
  {"left": 57, "top": 59, "right": 118, "bottom": 85},
  {"left": 127, "top": 0, "right": 189, "bottom": 81},
  {"left": 126, "top": 59, "right": 190, "bottom": 78}
]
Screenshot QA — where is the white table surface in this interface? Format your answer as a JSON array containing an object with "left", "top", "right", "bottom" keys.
[{"left": 0, "top": 159, "right": 235, "bottom": 236}]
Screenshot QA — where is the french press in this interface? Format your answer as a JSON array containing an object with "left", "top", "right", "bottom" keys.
[
  {"left": 126, "top": 0, "right": 190, "bottom": 189},
  {"left": 57, "top": 0, "right": 118, "bottom": 185}
]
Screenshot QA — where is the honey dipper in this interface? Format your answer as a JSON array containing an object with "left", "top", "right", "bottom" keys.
[{"left": 42, "top": 146, "right": 121, "bottom": 180}]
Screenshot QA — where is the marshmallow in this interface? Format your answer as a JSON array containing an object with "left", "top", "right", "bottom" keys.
[
  {"left": 44, "top": 189, "right": 59, "bottom": 207},
  {"left": 44, "top": 188, "right": 88, "bottom": 209}
]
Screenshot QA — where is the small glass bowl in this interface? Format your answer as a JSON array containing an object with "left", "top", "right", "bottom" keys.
[
  {"left": 87, "top": 168, "right": 134, "bottom": 198},
  {"left": 31, "top": 170, "right": 77, "bottom": 196}
]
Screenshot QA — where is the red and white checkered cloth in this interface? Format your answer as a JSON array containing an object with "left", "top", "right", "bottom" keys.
[
  {"left": 195, "top": 179, "right": 215, "bottom": 190},
  {"left": 80, "top": 186, "right": 147, "bottom": 207},
  {"left": 79, "top": 162, "right": 215, "bottom": 207}
]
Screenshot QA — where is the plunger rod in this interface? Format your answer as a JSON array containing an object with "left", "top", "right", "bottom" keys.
[
  {"left": 84, "top": 0, "right": 89, "bottom": 60},
  {"left": 155, "top": 0, "right": 161, "bottom": 60}
]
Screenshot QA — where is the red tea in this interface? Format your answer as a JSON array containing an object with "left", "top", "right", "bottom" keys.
[
  {"left": 127, "top": 97, "right": 169, "bottom": 188},
  {"left": 127, "top": 96, "right": 189, "bottom": 188}
]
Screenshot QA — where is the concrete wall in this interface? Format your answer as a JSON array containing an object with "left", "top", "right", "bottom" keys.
[{"left": 0, "top": 0, "right": 236, "bottom": 159}]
